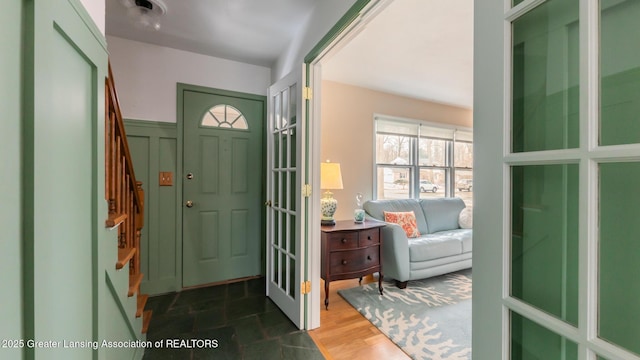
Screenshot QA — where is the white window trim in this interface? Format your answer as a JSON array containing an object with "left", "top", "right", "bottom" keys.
[{"left": 372, "top": 113, "right": 473, "bottom": 200}]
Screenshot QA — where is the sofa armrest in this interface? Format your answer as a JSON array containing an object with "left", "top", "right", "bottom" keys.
[{"left": 380, "top": 222, "right": 411, "bottom": 282}]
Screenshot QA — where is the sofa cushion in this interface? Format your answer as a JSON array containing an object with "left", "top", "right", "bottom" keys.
[
  {"left": 410, "top": 252, "right": 472, "bottom": 271},
  {"left": 364, "top": 199, "right": 429, "bottom": 235},
  {"left": 408, "top": 233, "right": 463, "bottom": 262},
  {"left": 420, "top": 197, "right": 466, "bottom": 233},
  {"left": 384, "top": 211, "right": 420, "bottom": 238},
  {"left": 435, "top": 229, "right": 472, "bottom": 253}
]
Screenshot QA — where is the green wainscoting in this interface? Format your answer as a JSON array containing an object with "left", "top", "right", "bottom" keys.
[
  {"left": 125, "top": 120, "right": 180, "bottom": 295},
  {"left": 0, "top": 1, "right": 24, "bottom": 359},
  {"left": 10, "top": 1, "right": 144, "bottom": 359}
]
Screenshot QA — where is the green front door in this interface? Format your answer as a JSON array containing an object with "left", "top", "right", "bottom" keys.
[{"left": 182, "top": 88, "right": 264, "bottom": 287}]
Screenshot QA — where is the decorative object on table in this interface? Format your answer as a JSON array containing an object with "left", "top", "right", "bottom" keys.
[
  {"left": 338, "top": 269, "right": 472, "bottom": 359},
  {"left": 321, "top": 220, "right": 385, "bottom": 309},
  {"left": 354, "top": 192, "right": 365, "bottom": 223},
  {"left": 320, "top": 161, "right": 343, "bottom": 226}
]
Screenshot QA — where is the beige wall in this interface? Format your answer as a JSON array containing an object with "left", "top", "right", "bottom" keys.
[{"left": 321, "top": 80, "right": 473, "bottom": 220}]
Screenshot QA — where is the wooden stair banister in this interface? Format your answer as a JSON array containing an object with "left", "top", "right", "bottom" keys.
[
  {"left": 105, "top": 62, "right": 142, "bottom": 227},
  {"left": 105, "top": 60, "right": 151, "bottom": 334}
]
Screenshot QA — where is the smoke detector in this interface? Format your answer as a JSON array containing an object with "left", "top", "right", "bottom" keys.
[{"left": 120, "top": 0, "right": 167, "bottom": 31}]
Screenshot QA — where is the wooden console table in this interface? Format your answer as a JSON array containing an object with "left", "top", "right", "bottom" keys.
[{"left": 320, "top": 220, "right": 385, "bottom": 309}]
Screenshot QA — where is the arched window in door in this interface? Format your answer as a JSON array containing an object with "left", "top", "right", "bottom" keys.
[{"left": 201, "top": 104, "right": 248, "bottom": 130}]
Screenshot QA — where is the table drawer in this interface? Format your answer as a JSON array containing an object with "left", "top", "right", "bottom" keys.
[
  {"left": 358, "top": 228, "right": 380, "bottom": 247},
  {"left": 329, "top": 246, "right": 380, "bottom": 274},
  {"left": 326, "top": 231, "right": 358, "bottom": 250}
]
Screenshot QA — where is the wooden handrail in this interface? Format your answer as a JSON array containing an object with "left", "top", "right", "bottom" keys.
[
  {"left": 105, "top": 62, "right": 142, "bottom": 218},
  {"left": 105, "top": 60, "right": 151, "bottom": 333}
]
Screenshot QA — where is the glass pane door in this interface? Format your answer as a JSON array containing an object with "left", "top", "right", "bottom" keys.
[
  {"left": 597, "top": 3, "right": 640, "bottom": 354},
  {"left": 266, "top": 70, "right": 304, "bottom": 328},
  {"left": 502, "top": 0, "right": 640, "bottom": 359}
]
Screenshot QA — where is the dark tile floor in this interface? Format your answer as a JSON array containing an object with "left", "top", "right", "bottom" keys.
[{"left": 141, "top": 277, "right": 325, "bottom": 360}]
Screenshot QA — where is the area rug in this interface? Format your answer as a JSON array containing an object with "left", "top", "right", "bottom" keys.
[{"left": 338, "top": 269, "right": 472, "bottom": 360}]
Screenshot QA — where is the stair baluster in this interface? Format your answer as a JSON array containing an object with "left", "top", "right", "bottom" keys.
[{"left": 105, "top": 61, "right": 151, "bottom": 333}]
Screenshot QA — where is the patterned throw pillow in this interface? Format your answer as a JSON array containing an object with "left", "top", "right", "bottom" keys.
[{"left": 384, "top": 211, "right": 420, "bottom": 238}]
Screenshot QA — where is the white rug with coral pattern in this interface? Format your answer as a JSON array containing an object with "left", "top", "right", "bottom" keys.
[{"left": 338, "top": 269, "right": 472, "bottom": 360}]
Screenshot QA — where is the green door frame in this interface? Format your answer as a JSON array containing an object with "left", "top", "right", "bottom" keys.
[
  {"left": 176, "top": 83, "right": 267, "bottom": 290},
  {"left": 300, "top": 0, "right": 382, "bottom": 329}
]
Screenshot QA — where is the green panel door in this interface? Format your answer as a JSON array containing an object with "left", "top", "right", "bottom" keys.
[{"left": 182, "top": 89, "right": 264, "bottom": 287}]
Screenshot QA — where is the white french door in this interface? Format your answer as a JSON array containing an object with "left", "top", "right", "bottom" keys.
[
  {"left": 266, "top": 70, "right": 306, "bottom": 328},
  {"left": 475, "top": 0, "right": 640, "bottom": 359}
]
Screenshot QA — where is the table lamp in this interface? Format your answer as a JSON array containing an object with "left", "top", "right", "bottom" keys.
[{"left": 320, "top": 161, "right": 343, "bottom": 226}]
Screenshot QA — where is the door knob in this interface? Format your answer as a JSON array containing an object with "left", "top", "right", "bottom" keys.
[
  {"left": 185, "top": 200, "right": 194, "bottom": 208},
  {"left": 186, "top": 173, "right": 194, "bottom": 180}
]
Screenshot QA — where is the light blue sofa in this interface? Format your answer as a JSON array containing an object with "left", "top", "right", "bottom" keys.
[{"left": 363, "top": 197, "right": 472, "bottom": 288}]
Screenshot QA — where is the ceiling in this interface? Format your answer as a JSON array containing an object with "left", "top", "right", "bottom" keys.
[
  {"left": 322, "top": 0, "right": 474, "bottom": 109},
  {"left": 105, "top": 0, "right": 473, "bottom": 108},
  {"left": 106, "top": 0, "right": 318, "bottom": 67}
]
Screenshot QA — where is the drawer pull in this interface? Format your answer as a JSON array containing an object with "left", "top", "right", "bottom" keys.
[
  {"left": 341, "top": 238, "right": 347, "bottom": 244},
  {"left": 367, "top": 255, "right": 372, "bottom": 260},
  {"left": 342, "top": 260, "right": 348, "bottom": 265},
  {"left": 368, "top": 236, "right": 372, "bottom": 240}
]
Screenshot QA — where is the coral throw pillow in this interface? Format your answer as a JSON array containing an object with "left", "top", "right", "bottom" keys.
[{"left": 384, "top": 211, "right": 420, "bottom": 238}]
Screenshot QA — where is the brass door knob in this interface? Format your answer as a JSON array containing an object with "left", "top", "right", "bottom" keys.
[{"left": 185, "top": 200, "right": 194, "bottom": 208}]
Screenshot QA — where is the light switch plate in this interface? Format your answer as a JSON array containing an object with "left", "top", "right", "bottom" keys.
[{"left": 159, "top": 171, "right": 173, "bottom": 186}]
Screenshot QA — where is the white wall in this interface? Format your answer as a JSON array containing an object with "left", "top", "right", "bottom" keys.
[
  {"left": 272, "top": 0, "right": 357, "bottom": 81},
  {"left": 107, "top": 36, "right": 271, "bottom": 123},
  {"left": 79, "top": 0, "right": 105, "bottom": 34}
]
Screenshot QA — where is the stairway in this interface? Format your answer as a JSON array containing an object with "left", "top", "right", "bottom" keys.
[{"left": 105, "top": 62, "right": 152, "bottom": 334}]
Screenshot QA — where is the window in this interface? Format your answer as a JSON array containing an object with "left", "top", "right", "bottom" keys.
[
  {"left": 201, "top": 104, "right": 248, "bottom": 130},
  {"left": 374, "top": 116, "right": 473, "bottom": 207}
]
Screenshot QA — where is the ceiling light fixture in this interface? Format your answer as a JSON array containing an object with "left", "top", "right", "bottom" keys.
[{"left": 120, "top": 0, "right": 167, "bottom": 31}]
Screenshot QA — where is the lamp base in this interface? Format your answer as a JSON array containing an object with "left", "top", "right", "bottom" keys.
[{"left": 320, "top": 192, "right": 338, "bottom": 227}]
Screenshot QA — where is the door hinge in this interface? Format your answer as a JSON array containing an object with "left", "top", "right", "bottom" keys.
[
  {"left": 303, "top": 87, "right": 312, "bottom": 100},
  {"left": 301, "top": 280, "right": 311, "bottom": 295},
  {"left": 302, "top": 184, "right": 312, "bottom": 198}
]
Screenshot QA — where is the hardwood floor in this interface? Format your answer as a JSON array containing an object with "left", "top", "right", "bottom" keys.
[{"left": 308, "top": 275, "right": 410, "bottom": 360}]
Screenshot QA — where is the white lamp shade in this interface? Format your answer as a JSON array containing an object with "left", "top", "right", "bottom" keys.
[{"left": 321, "top": 162, "right": 344, "bottom": 190}]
